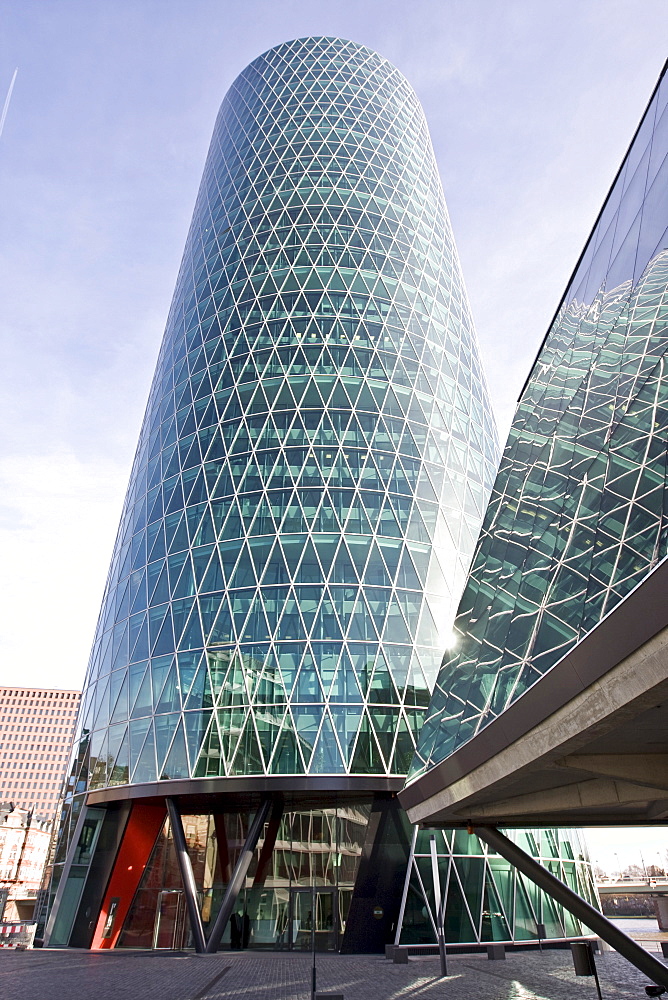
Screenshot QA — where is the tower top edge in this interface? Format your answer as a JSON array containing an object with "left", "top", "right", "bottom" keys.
[
  {"left": 254, "top": 35, "right": 382, "bottom": 58},
  {"left": 229, "top": 35, "right": 408, "bottom": 92}
]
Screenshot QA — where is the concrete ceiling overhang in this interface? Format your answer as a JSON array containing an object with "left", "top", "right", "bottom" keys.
[{"left": 399, "top": 556, "right": 668, "bottom": 828}]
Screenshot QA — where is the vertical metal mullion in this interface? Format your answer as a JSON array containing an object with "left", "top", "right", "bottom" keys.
[{"left": 394, "top": 824, "right": 418, "bottom": 946}]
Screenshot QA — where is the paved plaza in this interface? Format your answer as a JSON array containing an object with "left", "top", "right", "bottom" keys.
[{"left": 0, "top": 947, "right": 664, "bottom": 1000}]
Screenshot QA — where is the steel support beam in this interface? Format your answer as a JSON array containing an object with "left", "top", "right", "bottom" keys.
[
  {"left": 165, "top": 798, "right": 206, "bottom": 954},
  {"left": 213, "top": 813, "right": 231, "bottom": 883},
  {"left": 205, "top": 796, "right": 272, "bottom": 954},
  {"left": 429, "top": 834, "right": 447, "bottom": 977},
  {"left": 253, "top": 797, "right": 284, "bottom": 886},
  {"left": 475, "top": 825, "right": 668, "bottom": 989}
]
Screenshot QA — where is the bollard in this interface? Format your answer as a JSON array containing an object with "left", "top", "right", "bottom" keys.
[
  {"left": 571, "top": 942, "right": 596, "bottom": 975},
  {"left": 661, "top": 942, "right": 668, "bottom": 959},
  {"left": 315, "top": 994, "right": 344, "bottom": 1000},
  {"left": 385, "top": 944, "right": 395, "bottom": 960},
  {"left": 571, "top": 942, "right": 602, "bottom": 1000},
  {"left": 487, "top": 944, "right": 506, "bottom": 960},
  {"left": 393, "top": 948, "right": 409, "bottom": 964}
]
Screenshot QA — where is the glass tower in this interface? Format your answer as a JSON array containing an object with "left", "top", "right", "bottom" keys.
[
  {"left": 65, "top": 35, "right": 498, "bottom": 794},
  {"left": 409, "top": 62, "right": 668, "bottom": 778},
  {"left": 46, "top": 37, "right": 499, "bottom": 953}
]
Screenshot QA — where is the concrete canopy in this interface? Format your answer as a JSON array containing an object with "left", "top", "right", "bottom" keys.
[{"left": 400, "top": 555, "right": 668, "bottom": 828}]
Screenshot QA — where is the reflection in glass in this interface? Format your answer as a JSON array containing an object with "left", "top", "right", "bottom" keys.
[
  {"left": 117, "top": 804, "right": 371, "bottom": 952},
  {"left": 412, "top": 57, "right": 668, "bottom": 779},
  {"left": 398, "top": 827, "right": 597, "bottom": 945}
]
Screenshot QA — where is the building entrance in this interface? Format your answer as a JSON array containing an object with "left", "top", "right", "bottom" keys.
[
  {"left": 112, "top": 804, "right": 392, "bottom": 953},
  {"left": 153, "top": 890, "right": 186, "bottom": 949},
  {"left": 289, "top": 888, "right": 337, "bottom": 951}
]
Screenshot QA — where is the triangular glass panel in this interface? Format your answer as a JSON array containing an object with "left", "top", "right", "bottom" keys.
[
  {"left": 132, "top": 723, "right": 157, "bottom": 784},
  {"left": 444, "top": 867, "right": 478, "bottom": 943},
  {"left": 109, "top": 728, "right": 130, "bottom": 785},
  {"left": 481, "top": 865, "right": 511, "bottom": 940},
  {"left": 309, "top": 712, "right": 345, "bottom": 773},
  {"left": 291, "top": 651, "right": 324, "bottom": 702},
  {"left": 269, "top": 714, "right": 305, "bottom": 774},
  {"left": 349, "top": 712, "right": 381, "bottom": 774},
  {"left": 128, "top": 717, "right": 151, "bottom": 776},
  {"left": 171, "top": 596, "right": 196, "bottom": 645},
  {"left": 156, "top": 662, "right": 181, "bottom": 714},
  {"left": 390, "top": 715, "right": 415, "bottom": 773},
  {"left": 178, "top": 605, "right": 204, "bottom": 650},
  {"left": 194, "top": 714, "right": 222, "bottom": 777},
  {"left": 110, "top": 673, "right": 129, "bottom": 725},
  {"left": 155, "top": 712, "right": 180, "bottom": 773},
  {"left": 230, "top": 714, "right": 264, "bottom": 775},
  {"left": 394, "top": 545, "right": 422, "bottom": 590},
  {"left": 329, "top": 539, "right": 356, "bottom": 584},
  {"left": 184, "top": 709, "right": 211, "bottom": 769},
  {"left": 199, "top": 549, "right": 224, "bottom": 593},
  {"left": 161, "top": 719, "right": 190, "bottom": 780},
  {"left": 150, "top": 656, "right": 172, "bottom": 711},
  {"left": 89, "top": 730, "right": 109, "bottom": 789},
  {"left": 184, "top": 659, "right": 213, "bottom": 711}
]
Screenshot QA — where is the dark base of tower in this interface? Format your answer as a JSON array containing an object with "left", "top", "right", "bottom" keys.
[{"left": 45, "top": 781, "right": 411, "bottom": 956}]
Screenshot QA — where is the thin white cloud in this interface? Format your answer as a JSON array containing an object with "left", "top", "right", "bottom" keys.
[
  {"left": 0, "top": 68, "right": 18, "bottom": 140},
  {"left": 0, "top": 452, "right": 126, "bottom": 689}
]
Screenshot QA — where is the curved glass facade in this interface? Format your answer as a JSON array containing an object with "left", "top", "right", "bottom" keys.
[
  {"left": 410, "top": 61, "right": 668, "bottom": 778},
  {"left": 66, "top": 36, "right": 497, "bottom": 797}
]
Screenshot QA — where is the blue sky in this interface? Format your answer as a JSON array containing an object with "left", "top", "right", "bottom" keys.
[{"left": 1, "top": 0, "right": 667, "bottom": 862}]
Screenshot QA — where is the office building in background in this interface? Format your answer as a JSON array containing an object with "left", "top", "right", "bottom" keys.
[{"left": 0, "top": 687, "right": 80, "bottom": 816}]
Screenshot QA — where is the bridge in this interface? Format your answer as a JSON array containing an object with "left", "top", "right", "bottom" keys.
[
  {"left": 596, "top": 881, "right": 668, "bottom": 930},
  {"left": 597, "top": 881, "right": 668, "bottom": 896}
]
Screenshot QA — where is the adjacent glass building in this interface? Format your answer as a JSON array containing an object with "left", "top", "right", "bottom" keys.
[
  {"left": 44, "top": 37, "right": 500, "bottom": 953},
  {"left": 396, "top": 828, "right": 598, "bottom": 948},
  {"left": 409, "top": 63, "right": 668, "bottom": 776}
]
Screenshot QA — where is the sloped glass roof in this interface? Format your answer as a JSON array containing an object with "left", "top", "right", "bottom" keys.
[{"left": 410, "top": 61, "right": 668, "bottom": 781}]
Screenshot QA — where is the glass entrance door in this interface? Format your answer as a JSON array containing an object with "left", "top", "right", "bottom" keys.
[
  {"left": 289, "top": 888, "right": 337, "bottom": 951},
  {"left": 153, "top": 890, "right": 186, "bottom": 949}
]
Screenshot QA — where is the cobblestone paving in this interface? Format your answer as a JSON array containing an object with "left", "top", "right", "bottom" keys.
[{"left": 0, "top": 948, "right": 664, "bottom": 1000}]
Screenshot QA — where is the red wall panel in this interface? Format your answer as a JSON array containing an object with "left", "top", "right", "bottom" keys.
[{"left": 91, "top": 803, "right": 166, "bottom": 949}]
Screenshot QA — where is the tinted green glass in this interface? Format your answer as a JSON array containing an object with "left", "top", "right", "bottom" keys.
[
  {"left": 399, "top": 826, "right": 596, "bottom": 945},
  {"left": 411, "top": 65, "right": 668, "bottom": 779},
  {"left": 64, "top": 36, "right": 498, "bottom": 795}
]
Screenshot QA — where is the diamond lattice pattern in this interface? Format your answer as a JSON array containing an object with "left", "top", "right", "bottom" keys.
[
  {"left": 68, "top": 37, "right": 498, "bottom": 791},
  {"left": 411, "top": 65, "right": 668, "bottom": 779}
]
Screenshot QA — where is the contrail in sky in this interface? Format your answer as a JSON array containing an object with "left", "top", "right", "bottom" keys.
[{"left": 0, "top": 68, "right": 18, "bottom": 140}]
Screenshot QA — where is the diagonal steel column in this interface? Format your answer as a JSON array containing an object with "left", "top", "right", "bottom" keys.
[
  {"left": 475, "top": 825, "right": 668, "bottom": 989},
  {"left": 213, "top": 813, "right": 231, "bottom": 883},
  {"left": 253, "top": 796, "right": 284, "bottom": 886},
  {"left": 205, "top": 796, "right": 272, "bottom": 954},
  {"left": 165, "top": 798, "right": 206, "bottom": 954},
  {"left": 429, "top": 834, "right": 447, "bottom": 977}
]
